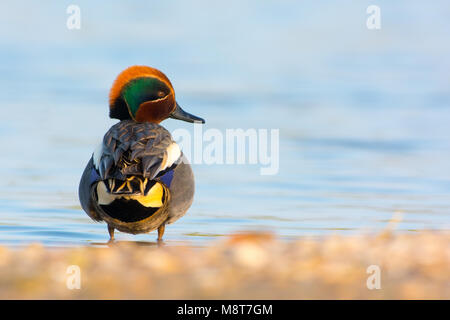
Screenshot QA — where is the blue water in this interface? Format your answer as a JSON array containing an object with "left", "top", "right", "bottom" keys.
[{"left": 0, "top": 1, "right": 449, "bottom": 246}]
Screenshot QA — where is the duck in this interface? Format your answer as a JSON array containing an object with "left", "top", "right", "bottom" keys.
[{"left": 78, "top": 65, "right": 205, "bottom": 242}]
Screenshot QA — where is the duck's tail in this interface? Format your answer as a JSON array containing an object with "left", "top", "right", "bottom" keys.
[{"left": 95, "top": 177, "right": 169, "bottom": 223}]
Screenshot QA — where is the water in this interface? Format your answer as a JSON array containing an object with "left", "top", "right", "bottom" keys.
[{"left": 0, "top": 1, "right": 449, "bottom": 247}]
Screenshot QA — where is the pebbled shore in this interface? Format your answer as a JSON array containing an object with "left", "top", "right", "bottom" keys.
[{"left": 0, "top": 231, "right": 448, "bottom": 299}]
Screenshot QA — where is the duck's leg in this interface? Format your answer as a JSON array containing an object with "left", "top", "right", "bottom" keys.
[
  {"left": 107, "top": 225, "right": 115, "bottom": 242},
  {"left": 157, "top": 224, "right": 165, "bottom": 242}
]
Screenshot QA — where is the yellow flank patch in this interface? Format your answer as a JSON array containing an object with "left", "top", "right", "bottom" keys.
[
  {"left": 96, "top": 180, "right": 165, "bottom": 208},
  {"left": 129, "top": 182, "right": 164, "bottom": 208}
]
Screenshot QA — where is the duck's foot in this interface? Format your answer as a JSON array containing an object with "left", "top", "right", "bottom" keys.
[
  {"left": 107, "top": 225, "right": 115, "bottom": 242},
  {"left": 157, "top": 224, "right": 165, "bottom": 242}
]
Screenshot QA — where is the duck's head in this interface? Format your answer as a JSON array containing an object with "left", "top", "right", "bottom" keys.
[{"left": 109, "top": 65, "right": 205, "bottom": 124}]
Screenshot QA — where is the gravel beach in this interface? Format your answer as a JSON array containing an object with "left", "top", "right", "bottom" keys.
[{"left": 0, "top": 231, "right": 448, "bottom": 299}]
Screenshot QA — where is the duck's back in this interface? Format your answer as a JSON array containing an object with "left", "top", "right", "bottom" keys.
[{"left": 79, "top": 120, "right": 193, "bottom": 234}]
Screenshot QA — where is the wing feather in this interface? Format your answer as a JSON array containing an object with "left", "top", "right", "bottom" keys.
[{"left": 97, "top": 120, "right": 177, "bottom": 182}]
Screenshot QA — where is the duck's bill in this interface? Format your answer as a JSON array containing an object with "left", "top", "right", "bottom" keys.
[{"left": 170, "top": 103, "right": 205, "bottom": 124}]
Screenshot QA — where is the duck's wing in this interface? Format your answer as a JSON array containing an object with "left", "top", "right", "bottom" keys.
[
  {"left": 95, "top": 120, "right": 181, "bottom": 193},
  {"left": 78, "top": 157, "right": 103, "bottom": 221}
]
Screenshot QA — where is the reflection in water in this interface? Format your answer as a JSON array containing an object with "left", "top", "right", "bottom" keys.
[
  {"left": 0, "top": 1, "right": 449, "bottom": 247},
  {"left": 89, "top": 241, "right": 162, "bottom": 248}
]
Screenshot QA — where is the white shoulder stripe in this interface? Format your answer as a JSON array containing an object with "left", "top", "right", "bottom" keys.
[
  {"left": 161, "top": 142, "right": 181, "bottom": 171},
  {"left": 93, "top": 142, "right": 103, "bottom": 170}
]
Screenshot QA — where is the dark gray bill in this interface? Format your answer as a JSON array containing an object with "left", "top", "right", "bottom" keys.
[{"left": 169, "top": 102, "right": 205, "bottom": 123}]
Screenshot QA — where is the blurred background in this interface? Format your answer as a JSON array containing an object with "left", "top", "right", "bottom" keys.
[{"left": 0, "top": 1, "right": 449, "bottom": 246}]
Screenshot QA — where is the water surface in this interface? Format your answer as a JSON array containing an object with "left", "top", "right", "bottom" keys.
[{"left": 0, "top": 1, "right": 449, "bottom": 246}]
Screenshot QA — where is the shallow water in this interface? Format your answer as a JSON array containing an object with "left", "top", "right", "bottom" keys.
[{"left": 0, "top": 1, "right": 449, "bottom": 247}]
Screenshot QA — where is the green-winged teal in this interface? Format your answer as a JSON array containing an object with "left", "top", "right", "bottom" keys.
[{"left": 79, "top": 66, "right": 205, "bottom": 241}]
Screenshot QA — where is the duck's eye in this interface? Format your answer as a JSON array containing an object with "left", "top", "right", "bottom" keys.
[{"left": 157, "top": 91, "right": 166, "bottom": 98}]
